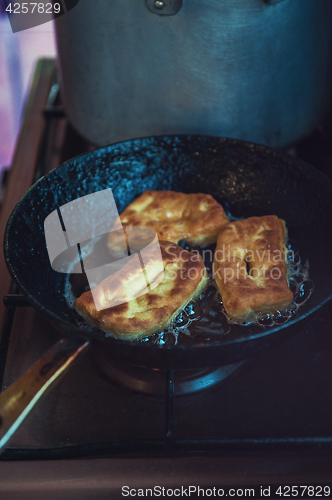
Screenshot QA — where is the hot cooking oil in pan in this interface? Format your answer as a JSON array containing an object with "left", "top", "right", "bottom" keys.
[
  {"left": 63, "top": 234, "right": 314, "bottom": 346},
  {"left": 136, "top": 239, "right": 314, "bottom": 345}
]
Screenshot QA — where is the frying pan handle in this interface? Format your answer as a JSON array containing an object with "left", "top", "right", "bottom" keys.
[{"left": 0, "top": 337, "right": 89, "bottom": 454}]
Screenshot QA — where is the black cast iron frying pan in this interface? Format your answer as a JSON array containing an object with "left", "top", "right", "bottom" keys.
[{"left": 1, "top": 135, "right": 332, "bottom": 451}]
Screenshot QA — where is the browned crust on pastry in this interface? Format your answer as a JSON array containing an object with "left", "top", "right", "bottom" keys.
[
  {"left": 213, "top": 215, "right": 293, "bottom": 322},
  {"left": 107, "top": 191, "right": 229, "bottom": 255},
  {"left": 75, "top": 241, "right": 207, "bottom": 340}
]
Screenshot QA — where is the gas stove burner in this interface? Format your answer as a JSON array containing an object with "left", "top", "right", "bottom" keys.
[{"left": 91, "top": 344, "right": 243, "bottom": 395}]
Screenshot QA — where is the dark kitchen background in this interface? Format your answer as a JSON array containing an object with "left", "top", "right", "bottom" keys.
[{"left": 0, "top": 3, "right": 55, "bottom": 187}]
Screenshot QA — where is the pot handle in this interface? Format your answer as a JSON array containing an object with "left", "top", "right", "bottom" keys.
[
  {"left": 0, "top": 337, "right": 90, "bottom": 454},
  {"left": 146, "top": 0, "right": 182, "bottom": 15}
]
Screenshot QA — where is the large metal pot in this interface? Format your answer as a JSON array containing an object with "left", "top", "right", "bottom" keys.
[{"left": 54, "top": 0, "right": 332, "bottom": 148}]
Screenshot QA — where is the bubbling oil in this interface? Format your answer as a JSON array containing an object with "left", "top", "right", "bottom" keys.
[
  {"left": 136, "top": 238, "right": 314, "bottom": 345},
  {"left": 63, "top": 233, "right": 314, "bottom": 346},
  {"left": 216, "top": 239, "right": 314, "bottom": 329}
]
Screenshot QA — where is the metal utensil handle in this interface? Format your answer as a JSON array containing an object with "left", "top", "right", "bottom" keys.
[{"left": 0, "top": 337, "right": 90, "bottom": 454}]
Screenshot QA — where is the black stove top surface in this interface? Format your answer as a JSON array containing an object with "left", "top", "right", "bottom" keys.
[{"left": 2, "top": 301, "right": 332, "bottom": 459}]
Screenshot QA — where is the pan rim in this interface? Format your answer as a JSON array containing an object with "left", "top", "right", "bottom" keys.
[{"left": 4, "top": 134, "right": 332, "bottom": 354}]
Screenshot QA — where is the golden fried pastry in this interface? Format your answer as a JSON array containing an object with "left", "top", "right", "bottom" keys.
[
  {"left": 107, "top": 190, "right": 229, "bottom": 255},
  {"left": 75, "top": 241, "right": 207, "bottom": 340},
  {"left": 213, "top": 215, "right": 293, "bottom": 322}
]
